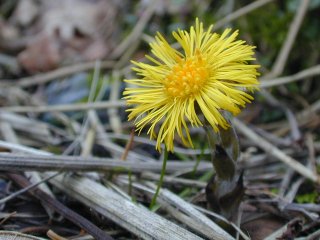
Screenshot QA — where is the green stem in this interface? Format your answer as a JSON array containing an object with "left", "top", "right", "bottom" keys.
[{"left": 150, "top": 147, "right": 168, "bottom": 209}]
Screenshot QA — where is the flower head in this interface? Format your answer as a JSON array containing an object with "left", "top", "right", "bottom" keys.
[{"left": 124, "top": 19, "right": 259, "bottom": 152}]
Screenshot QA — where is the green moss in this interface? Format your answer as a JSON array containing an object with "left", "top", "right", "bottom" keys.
[
  {"left": 235, "top": 2, "right": 293, "bottom": 69},
  {"left": 295, "top": 192, "right": 318, "bottom": 204}
]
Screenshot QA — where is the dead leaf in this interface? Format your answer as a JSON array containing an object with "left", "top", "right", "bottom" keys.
[
  {"left": 242, "top": 216, "right": 285, "bottom": 240},
  {"left": 18, "top": 34, "right": 61, "bottom": 73},
  {"left": 11, "top": 0, "right": 117, "bottom": 72},
  {"left": 41, "top": 0, "right": 115, "bottom": 40}
]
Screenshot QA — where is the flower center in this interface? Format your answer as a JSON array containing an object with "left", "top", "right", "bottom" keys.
[{"left": 164, "top": 52, "right": 209, "bottom": 99}]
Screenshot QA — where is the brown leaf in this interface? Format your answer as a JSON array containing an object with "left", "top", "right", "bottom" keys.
[
  {"left": 242, "top": 216, "right": 285, "bottom": 240},
  {"left": 12, "top": 0, "right": 116, "bottom": 71},
  {"left": 18, "top": 34, "right": 61, "bottom": 73},
  {"left": 41, "top": 0, "right": 115, "bottom": 40}
]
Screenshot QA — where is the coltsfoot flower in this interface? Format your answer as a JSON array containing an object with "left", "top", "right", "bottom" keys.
[{"left": 124, "top": 19, "right": 259, "bottom": 152}]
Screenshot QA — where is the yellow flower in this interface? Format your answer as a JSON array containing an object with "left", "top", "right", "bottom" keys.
[{"left": 124, "top": 19, "right": 259, "bottom": 152}]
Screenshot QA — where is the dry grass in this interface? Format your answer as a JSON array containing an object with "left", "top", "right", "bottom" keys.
[{"left": 0, "top": 0, "right": 319, "bottom": 239}]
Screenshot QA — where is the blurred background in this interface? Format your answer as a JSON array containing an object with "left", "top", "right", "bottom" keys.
[
  {"left": 0, "top": 0, "right": 320, "bottom": 239},
  {"left": 0, "top": 0, "right": 319, "bottom": 127}
]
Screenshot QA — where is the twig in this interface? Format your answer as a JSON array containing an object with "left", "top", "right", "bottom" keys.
[
  {"left": 233, "top": 119, "right": 320, "bottom": 183},
  {"left": 267, "top": 0, "right": 310, "bottom": 78},
  {"left": 194, "top": 205, "right": 250, "bottom": 240},
  {"left": 0, "top": 152, "right": 212, "bottom": 174},
  {"left": 297, "top": 98, "right": 320, "bottom": 122},
  {"left": 0, "top": 140, "right": 51, "bottom": 155},
  {"left": 80, "top": 61, "right": 101, "bottom": 157},
  {"left": 0, "top": 231, "right": 45, "bottom": 240},
  {"left": 0, "top": 122, "right": 19, "bottom": 143},
  {"left": 0, "top": 100, "right": 126, "bottom": 113},
  {"left": 278, "top": 169, "right": 295, "bottom": 197},
  {"left": 81, "top": 126, "right": 96, "bottom": 157},
  {"left": 0, "top": 172, "right": 61, "bottom": 205},
  {"left": 1, "top": 87, "right": 82, "bottom": 135},
  {"left": 279, "top": 177, "right": 304, "bottom": 210},
  {"left": 44, "top": 173, "right": 203, "bottom": 240},
  {"left": 7, "top": 173, "right": 114, "bottom": 240},
  {"left": 0, "top": 112, "right": 59, "bottom": 144},
  {"left": 286, "top": 202, "right": 320, "bottom": 213},
  {"left": 161, "top": 203, "right": 221, "bottom": 240},
  {"left": 46, "top": 230, "right": 69, "bottom": 240},
  {"left": 260, "top": 89, "right": 301, "bottom": 142},
  {"left": 107, "top": 71, "right": 122, "bottom": 134},
  {"left": 0, "top": 61, "right": 115, "bottom": 88},
  {"left": 118, "top": 179, "right": 235, "bottom": 240},
  {"left": 0, "top": 115, "right": 56, "bottom": 218},
  {"left": 141, "top": 172, "right": 207, "bottom": 188},
  {"left": 260, "top": 64, "right": 320, "bottom": 88},
  {"left": 256, "top": 98, "right": 320, "bottom": 134},
  {"left": 87, "top": 110, "right": 153, "bottom": 162},
  {"left": 121, "top": 129, "right": 135, "bottom": 161},
  {"left": 157, "top": 188, "right": 235, "bottom": 240},
  {"left": 110, "top": 0, "right": 159, "bottom": 58},
  {"left": 214, "top": 0, "right": 275, "bottom": 30},
  {"left": 0, "top": 212, "right": 17, "bottom": 225},
  {"left": 306, "top": 132, "right": 317, "bottom": 175}
]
